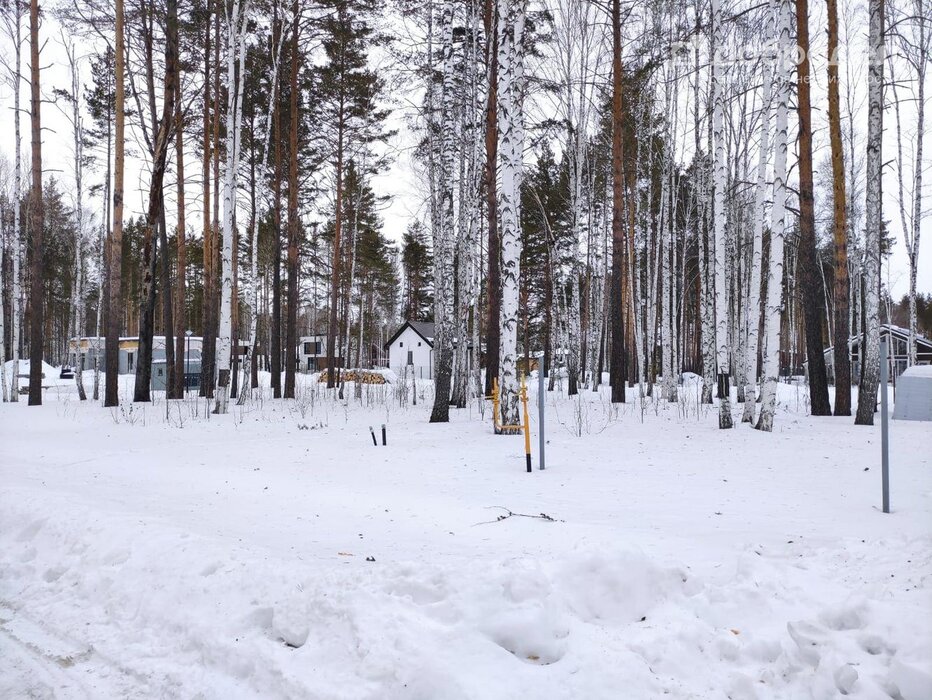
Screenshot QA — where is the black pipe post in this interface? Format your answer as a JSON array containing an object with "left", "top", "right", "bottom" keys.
[
  {"left": 381, "top": 424, "right": 386, "bottom": 446},
  {"left": 369, "top": 426, "right": 377, "bottom": 446}
]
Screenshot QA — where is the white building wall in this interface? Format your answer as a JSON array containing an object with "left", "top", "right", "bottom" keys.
[
  {"left": 297, "top": 335, "right": 328, "bottom": 372},
  {"left": 388, "top": 327, "right": 433, "bottom": 380}
]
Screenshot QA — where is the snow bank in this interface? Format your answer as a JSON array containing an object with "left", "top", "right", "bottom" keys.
[
  {"left": 4, "top": 358, "right": 59, "bottom": 379},
  {"left": 1, "top": 381, "right": 929, "bottom": 697},
  {"left": 2, "top": 493, "right": 928, "bottom": 698}
]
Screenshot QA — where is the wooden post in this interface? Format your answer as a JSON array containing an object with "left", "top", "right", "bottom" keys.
[{"left": 520, "top": 375, "right": 531, "bottom": 472}]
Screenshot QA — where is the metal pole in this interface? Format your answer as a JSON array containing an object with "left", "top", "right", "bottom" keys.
[
  {"left": 187, "top": 334, "right": 191, "bottom": 398},
  {"left": 538, "top": 358, "right": 545, "bottom": 470},
  {"left": 880, "top": 336, "right": 890, "bottom": 513}
]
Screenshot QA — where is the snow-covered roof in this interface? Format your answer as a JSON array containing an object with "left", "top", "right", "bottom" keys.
[{"left": 384, "top": 320, "right": 435, "bottom": 350}]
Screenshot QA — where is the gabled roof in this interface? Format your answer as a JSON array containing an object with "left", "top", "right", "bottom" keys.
[
  {"left": 384, "top": 320, "right": 435, "bottom": 350},
  {"left": 822, "top": 323, "right": 932, "bottom": 355}
]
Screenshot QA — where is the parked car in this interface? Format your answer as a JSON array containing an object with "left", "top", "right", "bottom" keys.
[{"left": 59, "top": 365, "right": 75, "bottom": 379}]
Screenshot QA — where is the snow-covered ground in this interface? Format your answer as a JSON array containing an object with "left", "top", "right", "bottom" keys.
[{"left": 1, "top": 375, "right": 930, "bottom": 699}]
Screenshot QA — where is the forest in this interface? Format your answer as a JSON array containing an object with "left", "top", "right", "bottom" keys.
[{"left": 0, "top": 0, "right": 928, "bottom": 429}]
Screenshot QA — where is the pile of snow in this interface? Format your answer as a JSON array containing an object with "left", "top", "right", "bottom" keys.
[
  {"left": 3, "top": 359, "right": 72, "bottom": 390},
  {"left": 4, "top": 358, "right": 59, "bottom": 378},
  {"left": 0, "top": 379, "right": 929, "bottom": 697}
]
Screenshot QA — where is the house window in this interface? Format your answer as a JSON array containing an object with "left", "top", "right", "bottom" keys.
[
  {"left": 418, "top": 342, "right": 421, "bottom": 347},
  {"left": 304, "top": 342, "right": 312, "bottom": 355},
  {"left": 400, "top": 341, "right": 403, "bottom": 347},
  {"left": 127, "top": 352, "right": 135, "bottom": 372},
  {"left": 407, "top": 350, "right": 413, "bottom": 365}
]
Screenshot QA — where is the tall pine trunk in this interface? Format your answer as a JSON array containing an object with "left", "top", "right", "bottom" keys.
[
  {"left": 795, "top": 0, "right": 831, "bottom": 415},
  {"left": 134, "top": 0, "right": 178, "bottom": 403},
  {"left": 200, "top": 5, "right": 216, "bottom": 398},
  {"left": 105, "top": 0, "right": 126, "bottom": 408},
  {"left": 284, "top": 1, "right": 300, "bottom": 399},
  {"left": 609, "top": 0, "right": 626, "bottom": 404},
  {"left": 173, "top": 73, "right": 187, "bottom": 399},
  {"left": 26, "top": 0, "right": 43, "bottom": 406},
  {"left": 827, "top": 0, "right": 851, "bottom": 415}
]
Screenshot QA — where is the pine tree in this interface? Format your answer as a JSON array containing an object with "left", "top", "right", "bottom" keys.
[
  {"left": 401, "top": 221, "right": 433, "bottom": 322},
  {"left": 317, "top": 0, "right": 391, "bottom": 390},
  {"left": 26, "top": 0, "right": 43, "bottom": 405}
]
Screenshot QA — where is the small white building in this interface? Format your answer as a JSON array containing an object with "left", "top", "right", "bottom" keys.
[
  {"left": 298, "top": 334, "right": 328, "bottom": 372},
  {"left": 385, "top": 321, "right": 435, "bottom": 380}
]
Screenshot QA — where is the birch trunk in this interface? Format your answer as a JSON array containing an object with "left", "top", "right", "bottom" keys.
[
  {"left": 496, "top": 0, "right": 526, "bottom": 428},
  {"left": 215, "top": 0, "right": 249, "bottom": 414},
  {"left": 0, "top": 211, "right": 6, "bottom": 402},
  {"left": 742, "top": 19, "right": 773, "bottom": 423},
  {"left": 63, "top": 42, "right": 87, "bottom": 401},
  {"left": 855, "top": 0, "right": 884, "bottom": 425},
  {"left": 710, "top": 0, "right": 732, "bottom": 428},
  {"left": 239, "top": 7, "right": 287, "bottom": 405},
  {"left": 483, "top": 0, "right": 501, "bottom": 397},
  {"left": 889, "top": 0, "right": 926, "bottom": 369},
  {"left": 9, "top": 0, "right": 21, "bottom": 402},
  {"left": 694, "top": 32, "right": 714, "bottom": 404},
  {"left": 757, "top": 0, "right": 791, "bottom": 432},
  {"left": 430, "top": 0, "right": 457, "bottom": 423}
]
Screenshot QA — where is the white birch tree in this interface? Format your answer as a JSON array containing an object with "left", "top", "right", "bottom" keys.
[
  {"left": 238, "top": 6, "right": 288, "bottom": 405},
  {"left": 888, "top": 0, "right": 927, "bottom": 367},
  {"left": 742, "top": 18, "right": 773, "bottom": 424},
  {"left": 497, "top": 0, "right": 526, "bottom": 429},
  {"left": 855, "top": 0, "right": 884, "bottom": 425},
  {"left": 3, "top": 0, "right": 23, "bottom": 402},
  {"left": 429, "top": 0, "right": 456, "bottom": 422},
  {"left": 215, "top": 0, "right": 250, "bottom": 415},
  {"left": 59, "top": 37, "right": 87, "bottom": 400},
  {"left": 0, "top": 200, "right": 5, "bottom": 402},
  {"left": 711, "top": 0, "right": 733, "bottom": 428},
  {"left": 756, "top": 0, "right": 791, "bottom": 433}
]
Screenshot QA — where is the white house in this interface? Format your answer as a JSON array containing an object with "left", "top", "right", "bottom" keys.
[
  {"left": 385, "top": 321, "right": 435, "bottom": 380},
  {"left": 298, "top": 334, "right": 328, "bottom": 372}
]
